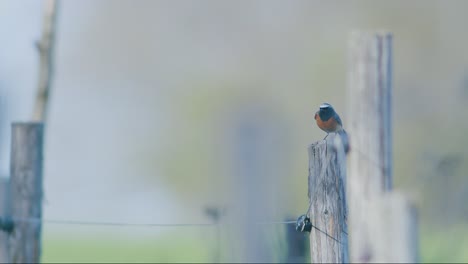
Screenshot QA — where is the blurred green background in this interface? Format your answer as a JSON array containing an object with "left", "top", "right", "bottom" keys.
[{"left": 1, "top": 0, "right": 468, "bottom": 262}]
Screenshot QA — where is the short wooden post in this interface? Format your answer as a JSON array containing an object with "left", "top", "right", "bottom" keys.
[
  {"left": 8, "top": 123, "right": 44, "bottom": 263},
  {"left": 346, "top": 31, "right": 393, "bottom": 262},
  {"left": 308, "top": 134, "right": 348, "bottom": 263},
  {"left": 0, "top": 178, "right": 10, "bottom": 262}
]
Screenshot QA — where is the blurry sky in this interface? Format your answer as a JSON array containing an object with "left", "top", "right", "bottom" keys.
[{"left": 1, "top": 0, "right": 468, "bottom": 261}]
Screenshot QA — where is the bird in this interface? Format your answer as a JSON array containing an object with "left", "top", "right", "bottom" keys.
[{"left": 314, "top": 102, "right": 350, "bottom": 153}]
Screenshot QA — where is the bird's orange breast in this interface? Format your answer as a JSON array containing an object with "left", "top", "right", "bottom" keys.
[{"left": 315, "top": 113, "right": 339, "bottom": 133}]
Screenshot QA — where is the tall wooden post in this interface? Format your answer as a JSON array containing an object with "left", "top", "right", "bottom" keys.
[
  {"left": 347, "top": 31, "right": 419, "bottom": 262},
  {"left": 9, "top": 123, "right": 44, "bottom": 263},
  {"left": 346, "top": 31, "right": 393, "bottom": 262},
  {"left": 308, "top": 134, "right": 348, "bottom": 263}
]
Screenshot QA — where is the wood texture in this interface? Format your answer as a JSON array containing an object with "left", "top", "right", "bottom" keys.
[
  {"left": 308, "top": 134, "right": 348, "bottom": 263},
  {"left": 346, "top": 31, "right": 419, "bottom": 262},
  {"left": 9, "top": 123, "right": 44, "bottom": 263},
  {"left": 346, "top": 31, "right": 393, "bottom": 262}
]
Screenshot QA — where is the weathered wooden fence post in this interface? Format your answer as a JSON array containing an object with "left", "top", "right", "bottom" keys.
[
  {"left": 346, "top": 31, "right": 393, "bottom": 262},
  {"left": 347, "top": 31, "right": 419, "bottom": 262},
  {"left": 308, "top": 134, "right": 348, "bottom": 263},
  {"left": 8, "top": 122, "right": 44, "bottom": 263},
  {"left": 0, "top": 178, "right": 10, "bottom": 262}
]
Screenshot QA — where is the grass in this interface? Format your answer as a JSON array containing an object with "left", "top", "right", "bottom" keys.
[
  {"left": 420, "top": 224, "right": 468, "bottom": 263},
  {"left": 41, "top": 223, "right": 468, "bottom": 263},
  {"left": 42, "top": 228, "right": 213, "bottom": 263},
  {"left": 41, "top": 224, "right": 290, "bottom": 263}
]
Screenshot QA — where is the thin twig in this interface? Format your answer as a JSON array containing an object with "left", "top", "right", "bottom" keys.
[{"left": 32, "top": 0, "right": 58, "bottom": 122}]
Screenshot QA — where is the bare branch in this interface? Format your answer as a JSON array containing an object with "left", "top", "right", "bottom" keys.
[{"left": 32, "top": 0, "right": 59, "bottom": 122}]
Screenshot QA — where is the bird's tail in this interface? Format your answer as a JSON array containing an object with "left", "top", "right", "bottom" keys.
[{"left": 337, "top": 129, "right": 350, "bottom": 154}]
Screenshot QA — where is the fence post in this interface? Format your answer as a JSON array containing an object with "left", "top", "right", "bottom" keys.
[
  {"left": 0, "top": 178, "right": 10, "bottom": 262},
  {"left": 346, "top": 31, "right": 393, "bottom": 262},
  {"left": 8, "top": 122, "right": 44, "bottom": 263},
  {"left": 308, "top": 134, "right": 348, "bottom": 263},
  {"left": 346, "top": 31, "right": 419, "bottom": 262}
]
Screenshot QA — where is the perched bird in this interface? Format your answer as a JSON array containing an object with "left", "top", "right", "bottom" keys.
[{"left": 314, "top": 103, "right": 350, "bottom": 153}]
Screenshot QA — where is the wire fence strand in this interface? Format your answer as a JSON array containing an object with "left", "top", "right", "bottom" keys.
[
  {"left": 3, "top": 217, "right": 296, "bottom": 228},
  {"left": 3, "top": 217, "right": 346, "bottom": 245}
]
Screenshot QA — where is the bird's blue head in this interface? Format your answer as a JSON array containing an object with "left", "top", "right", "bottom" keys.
[{"left": 318, "top": 103, "right": 336, "bottom": 121}]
